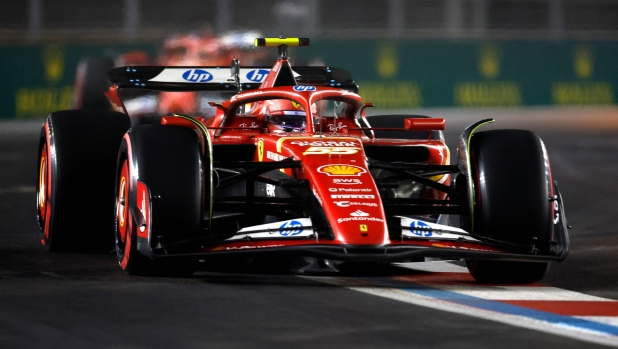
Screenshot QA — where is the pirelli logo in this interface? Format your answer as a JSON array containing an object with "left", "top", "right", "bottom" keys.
[{"left": 331, "top": 195, "right": 375, "bottom": 199}]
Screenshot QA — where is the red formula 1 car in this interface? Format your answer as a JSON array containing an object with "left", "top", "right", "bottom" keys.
[{"left": 37, "top": 38, "right": 569, "bottom": 282}]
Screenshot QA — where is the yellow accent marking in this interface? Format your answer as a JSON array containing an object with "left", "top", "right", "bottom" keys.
[
  {"left": 360, "top": 224, "right": 368, "bottom": 232},
  {"left": 276, "top": 137, "right": 359, "bottom": 153},
  {"left": 257, "top": 139, "right": 264, "bottom": 161},
  {"left": 320, "top": 165, "right": 363, "bottom": 175},
  {"left": 292, "top": 101, "right": 300, "bottom": 108},
  {"left": 479, "top": 44, "right": 500, "bottom": 79},
  {"left": 258, "top": 38, "right": 301, "bottom": 46}
]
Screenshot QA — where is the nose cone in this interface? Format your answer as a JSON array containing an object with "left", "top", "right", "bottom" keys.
[{"left": 303, "top": 160, "right": 389, "bottom": 246}]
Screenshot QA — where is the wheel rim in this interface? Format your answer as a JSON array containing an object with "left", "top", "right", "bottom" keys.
[
  {"left": 37, "top": 143, "right": 50, "bottom": 241},
  {"left": 117, "top": 160, "right": 129, "bottom": 244},
  {"left": 116, "top": 159, "right": 131, "bottom": 269}
]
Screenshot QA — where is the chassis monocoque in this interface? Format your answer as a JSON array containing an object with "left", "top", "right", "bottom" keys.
[{"left": 36, "top": 38, "right": 569, "bottom": 283}]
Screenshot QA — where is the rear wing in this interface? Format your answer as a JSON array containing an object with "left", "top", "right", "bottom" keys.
[{"left": 107, "top": 66, "right": 358, "bottom": 92}]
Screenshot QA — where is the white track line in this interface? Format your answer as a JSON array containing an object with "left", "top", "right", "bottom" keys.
[{"left": 301, "top": 261, "right": 618, "bottom": 347}]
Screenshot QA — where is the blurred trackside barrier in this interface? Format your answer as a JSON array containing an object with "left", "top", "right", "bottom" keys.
[
  {"left": 297, "top": 39, "right": 617, "bottom": 109},
  {"left": 0, "top": 43, "right": 156, "bottom": 119},
  {"left": 0, "top": 40, "right": 616, "bottom": 119}
]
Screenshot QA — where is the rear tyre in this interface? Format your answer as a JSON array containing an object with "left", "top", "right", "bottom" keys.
[
  {"left": 466, "top": 130, "right": 553, "bottom": 283},
  {"left": 115, "top": 125, "right": 204, "bottom": 276},
  {"left": 37, "top": 110, "right": 131, "bottom": 252},
  {"left": 72, "top": 56, "right": 115, "bottom": 110}
]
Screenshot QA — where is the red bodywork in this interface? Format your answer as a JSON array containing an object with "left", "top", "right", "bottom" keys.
[{"left": 105, "top": 57, "right": 505, "bottom": 256}]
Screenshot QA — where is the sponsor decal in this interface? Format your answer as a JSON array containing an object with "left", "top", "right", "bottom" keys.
[
  {"left": 231, "top": 90, "right": 263, "bottom": 101},
  {"left": 410, "top": 220, "right": 432, "bottom": 237},
  {"left": 350, "top": 210, "right": 369, "bottom": 217},
  {"left": 553, "top": 199, "right": 560, "bottom": 224},
  {"left": 341, "top": 90, "right": 360, "bottom": 98},
  {"left": 246, "top": 69, "right": 270, "bottom": 82},
  {"left": 360, "top": 224, "right": 368, "bottom": 232},
  {"left": 257, "top": 139, "right": 264, "bottom": 161},
  {"left": 318, "top": 164, "right": 366, "bottom": 177},
  {"left": 333, "top": 178, "right": 362, "bottom": 185},
  {"left": 225, "top": 244, "right": 286, "bottom": 250},
  {"left": 267, "top": 150, "right": 286, "bottom": 161},
  {"left": 293, "top": 86, "right": 316, "bottom": 92},
  {"left": 290, "top": 140, "right": 358, "bottom": 147},
  {"left": 266, "top": 184, "right": 276, "bottom": 197},
  {"left": 303, "top": 147, "right": 360, "bottom": 155},
  {"left": 279, "top": 220, "right": 304, "bottom": 236},
  {"left": 331, "top": 194, "right": 375, "bottom": 199},
  {"left": 431, "top": 243, "right": 494, "bottom": 252},
  {"left": 182, "top": 69, "right": 213, "bottom": 82},
  {"left": 337, "top": 216, "right": 384, "bottom": 224},
  {"left": 334, "top": 201, "right": 378, "bottom": 208},
  {"left": 328, "top": 188, "right": 372, "bottom": 192},
  {"left": 239, "top": 122, "right": 259, "bottom": 128},
  {"left": 327, "top": 122, "right": 347, "bottom": 132}
]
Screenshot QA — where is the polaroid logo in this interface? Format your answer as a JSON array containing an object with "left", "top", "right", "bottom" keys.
[
  {"left": 328, "top": 188, "right": 372, "bottom": 193},
  {"left": 182, "top": 69, "right": 213, "bottom": 82},
  {"left": 331, "top": 194, "right": 375, "bottom": 199}
]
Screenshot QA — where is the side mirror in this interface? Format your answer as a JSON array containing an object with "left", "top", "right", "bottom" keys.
[{"left": 404, "top": 118, "right": 445, "bottom": 131}]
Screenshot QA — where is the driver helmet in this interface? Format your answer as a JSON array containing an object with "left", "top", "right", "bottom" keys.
[{"left": 264, "top": 99, "right": 306, "bottom": 132}]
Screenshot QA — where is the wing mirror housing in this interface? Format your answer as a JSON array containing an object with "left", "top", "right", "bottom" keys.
[{"left": 404, "top": 118, "right": 445, "bottom": 131}]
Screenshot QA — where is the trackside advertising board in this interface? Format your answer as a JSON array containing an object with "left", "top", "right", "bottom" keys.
[
  {"left": 0, "top": 43, "right": 156, "bottom": 119},
  {"left": 0, "top": 40, "right": 616, "bottom": 118},
  {"left": 297, "top": 39, "right": 617, "bottom": 109}
]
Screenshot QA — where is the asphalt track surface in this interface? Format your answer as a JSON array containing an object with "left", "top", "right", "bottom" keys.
[{"left": 1, "top": 107, "right": 618, "bottom": 348}]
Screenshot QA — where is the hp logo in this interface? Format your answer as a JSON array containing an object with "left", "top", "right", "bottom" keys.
[
  {"left": 409, "top": 221, "right": 432, "bottom": 237},
  {"left": 182, "top": 69, "right": 213, "bottom": 82},
  {"left": 279, "top": 220, "right": 303, "bottom": 236},
  {"left": 293, "top": 86, "right": 316, "bottom": 92},
  {"left": 246, "top": 69, "right": 270, "bottom": 82}
]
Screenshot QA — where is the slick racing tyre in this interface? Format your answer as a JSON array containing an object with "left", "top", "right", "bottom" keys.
[
  {"left": 466, "top": 129, "right": 553, "bottom": 283},
  {"left": 72, "top": 56, "right": 115, "bottom": 110},
  {"left": 115, "top": 125, "right": 204, "bottom": 276},
  {"left": 37, "top": 110, "right": 131, "bottom": 252}
]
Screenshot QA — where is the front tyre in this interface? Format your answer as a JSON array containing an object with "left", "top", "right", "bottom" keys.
[
  {"left": 466, "top": 130, "right": 554, "bottom": 283},
  {"left": 115, "top": 125, "right": 204, "bottom": 276}
]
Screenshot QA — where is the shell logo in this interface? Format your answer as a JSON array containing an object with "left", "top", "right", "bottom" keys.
[{"left": 317, "top": 164, "right": 366, "bottom": 176}]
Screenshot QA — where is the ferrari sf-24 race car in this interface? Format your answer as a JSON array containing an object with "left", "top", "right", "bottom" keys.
[{"left": 36, "top": 38, "right": 569, "bottom": 283}]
